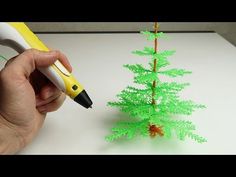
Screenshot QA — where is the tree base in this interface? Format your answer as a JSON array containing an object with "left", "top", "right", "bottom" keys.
[{"left": 149, "top": 124, "right": 164, "bottom": 138}]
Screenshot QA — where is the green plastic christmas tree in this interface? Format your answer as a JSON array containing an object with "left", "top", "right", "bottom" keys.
[{"left": 106, "top": 22, "right": 206, "bottom": 143}]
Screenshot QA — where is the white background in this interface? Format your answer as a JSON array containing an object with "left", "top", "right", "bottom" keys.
[{"left": 0, "top": 33, "right": 236, "bottom": 154}]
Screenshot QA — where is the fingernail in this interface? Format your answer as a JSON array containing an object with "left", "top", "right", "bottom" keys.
[
  {"left": 49, "top": 50, "right": 58, "bottom": 56},
  {"left": 36, "top": 97, "right": 44, "bottom": 106},
  {"left": 38, "top": 107, "right": 47, "bottom": 113},
  {"left": 44, "top": 89, "right": 54, "bottom": 99},
  {"left": 45, "top": 51, "right": 57, "bottom": 58},
  {"left": 36, "top": 100, "right": 44, "bottom": 107}
]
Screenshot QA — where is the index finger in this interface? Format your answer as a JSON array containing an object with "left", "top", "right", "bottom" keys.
[
  {"left": 47, "top": 47, "right": 72, "bottom": 73},
  {"left": 56, "top": 51, "right": 72, "bottom": 73}
]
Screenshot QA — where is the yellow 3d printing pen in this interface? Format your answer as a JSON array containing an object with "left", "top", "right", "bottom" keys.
[{"left": 0, "top": 22, "right": 93, "bottom": 109}]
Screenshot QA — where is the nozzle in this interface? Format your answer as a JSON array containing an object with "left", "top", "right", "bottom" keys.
[{"left": 74, "top": 90, "right": 93, "bottom": 109}]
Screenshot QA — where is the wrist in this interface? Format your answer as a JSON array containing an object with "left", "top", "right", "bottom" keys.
[{"left": 0, "top": 114, "right": 25, "bottom": 154}]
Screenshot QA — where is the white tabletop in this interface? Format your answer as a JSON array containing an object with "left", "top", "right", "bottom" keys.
[{"left": 0, "top": 32, "right": 236, "bottom": 154}]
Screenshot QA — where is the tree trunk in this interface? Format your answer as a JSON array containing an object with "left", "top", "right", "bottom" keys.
[{"left": 152, "top": 22, "right": 158, "bottom": 105}]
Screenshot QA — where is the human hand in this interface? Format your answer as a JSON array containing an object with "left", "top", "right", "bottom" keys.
[{"left": 0, "top": 49, "right": 72, "bottom": 154}]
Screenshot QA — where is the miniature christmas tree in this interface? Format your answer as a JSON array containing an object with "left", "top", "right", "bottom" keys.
[{"left": 106, "top": 22, "right": 206, "bottom": 143}]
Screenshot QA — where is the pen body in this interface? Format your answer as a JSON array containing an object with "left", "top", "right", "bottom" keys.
[{"left": 1, "top": 22, "right": 84, "bottom": 99}]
